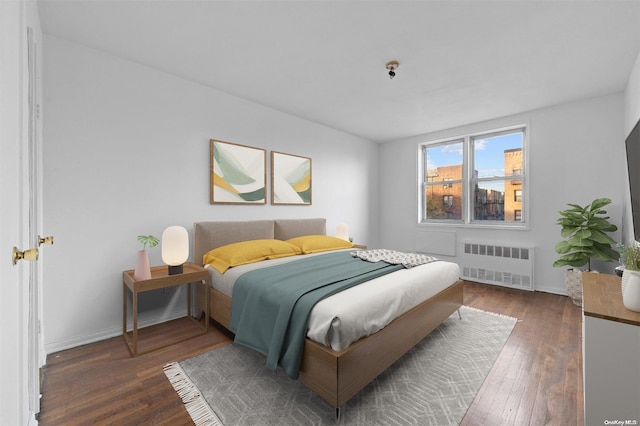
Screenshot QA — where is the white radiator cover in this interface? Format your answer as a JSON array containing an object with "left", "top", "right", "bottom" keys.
[{"left": 460, "top": 241, "right": 534, "bottom": 290}]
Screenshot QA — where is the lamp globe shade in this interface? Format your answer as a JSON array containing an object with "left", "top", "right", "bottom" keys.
[
  {"left": 162, "top": 226, "right": 189, "bottom": 266},
  {"left": 336, "top": 223, "right": 349, "bottom": 241}
]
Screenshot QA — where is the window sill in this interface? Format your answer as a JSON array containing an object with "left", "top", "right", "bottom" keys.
[{"left": 418, "top": 221, "right": 529, "bottom": 231}]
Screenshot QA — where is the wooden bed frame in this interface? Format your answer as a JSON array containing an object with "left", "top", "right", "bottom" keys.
[{"left": 194, "top": 218, "right": 463, "bottom": 409}]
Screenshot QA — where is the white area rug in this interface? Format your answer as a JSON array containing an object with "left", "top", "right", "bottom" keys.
[{"left": 165, "top": 306, "right": 517, "bottom": 425}]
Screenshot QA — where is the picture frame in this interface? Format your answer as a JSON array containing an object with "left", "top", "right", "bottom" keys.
[
  {"left": 271, "top": 151, "right": 312, "bottom": 205},
  {"left": 210, "top": 139, "right": 266, "bottom": 204}
]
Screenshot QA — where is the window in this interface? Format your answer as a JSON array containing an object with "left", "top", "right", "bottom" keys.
[
  {"left": 443, "top": 195, "right": 454, "bottom": 208},
  {"left": 420, "top": 126, "right": 526, "bottom": 227}
]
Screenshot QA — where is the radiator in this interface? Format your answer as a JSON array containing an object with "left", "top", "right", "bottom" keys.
[{"left": 460, "top": 241, "right": 534, "bottom": 290}]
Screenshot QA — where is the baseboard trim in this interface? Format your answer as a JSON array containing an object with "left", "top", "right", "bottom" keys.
[{"left": 44, "top": 308, "right": 187, "bottom": 354}]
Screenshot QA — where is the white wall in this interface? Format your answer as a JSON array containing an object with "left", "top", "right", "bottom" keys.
[
  {"left": 42, "top": 36, "right": 379, "bottom": 353},
  {"left": 379, "top": 94, "right": 626, "bottom": 295}
]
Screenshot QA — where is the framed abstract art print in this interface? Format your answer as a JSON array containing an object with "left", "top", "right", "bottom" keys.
[
  {"left": 271, "top": 151, "right": 312, "bottom": 205},
  {"left": 210, "top": 139, "right": 266, "bottom": 204}
]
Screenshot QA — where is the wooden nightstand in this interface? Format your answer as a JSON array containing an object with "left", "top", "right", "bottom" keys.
[{"left": 122, "top": 262, "right": 209, "bottom": 356}]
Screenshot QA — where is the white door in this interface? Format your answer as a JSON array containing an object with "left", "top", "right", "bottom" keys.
[
  {"left": 27, "top": 23, "right": 45, "bottom": 421},
  {"left": 0, "top": 2, "right": 44, "bottom": 424}
]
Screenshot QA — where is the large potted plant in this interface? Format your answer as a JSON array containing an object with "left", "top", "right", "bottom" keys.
[{"left": 553, "top": 198, "right": 619, "bottom": 306}]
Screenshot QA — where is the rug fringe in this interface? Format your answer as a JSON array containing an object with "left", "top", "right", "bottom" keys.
[
  {"left": 163, "top": 362, "right": 224, "bottom": 426},
  {"left": 461, "top": 305, "right": 519, "bottom": 322}
]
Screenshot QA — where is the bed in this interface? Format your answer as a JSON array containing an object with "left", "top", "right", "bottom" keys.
[{"left": 193, "top": 218, "right": 463, "bottom": 411}]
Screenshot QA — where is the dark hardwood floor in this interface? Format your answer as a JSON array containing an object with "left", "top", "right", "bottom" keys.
[
  {"left": 460, "top": 282, "right": 583, "bottom": 426},
  {"left": 38, "top": 281, "right": 583, "bottom": 425}
]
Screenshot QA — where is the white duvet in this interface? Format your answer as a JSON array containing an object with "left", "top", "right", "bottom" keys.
[{"left": 206, "top": 250, "right": 461, "bottom": 351}]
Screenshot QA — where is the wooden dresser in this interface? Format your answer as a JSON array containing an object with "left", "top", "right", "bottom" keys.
[{"left": 582, "top": 272, "right": 640, "bottom": 425}]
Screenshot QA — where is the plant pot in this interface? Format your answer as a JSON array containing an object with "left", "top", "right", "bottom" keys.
[
  {"left": 621, "top": 269, "right": 640, "bottom": 312},
  {"left": 134, "top": 249, "right": 151, "bottom": 281},
  {"left": 565, "top": 269, "right": 583, "bottom": 307}
]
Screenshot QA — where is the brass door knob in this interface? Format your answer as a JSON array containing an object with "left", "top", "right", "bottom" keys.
[{"left": 12, "top": 247, "right": 39, "bottom": 265}]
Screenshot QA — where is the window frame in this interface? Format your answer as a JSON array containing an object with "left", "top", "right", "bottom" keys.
[
  {"left": 418, "top": 124, "right": 528, "bottom": 229},
  {"left": 420, "top": 138, "right": 467, "bottom": 223}
]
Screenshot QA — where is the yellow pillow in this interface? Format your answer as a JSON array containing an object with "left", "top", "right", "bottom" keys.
[
  {"left": 203, "top": 239, "right": 302, "bottom": 273},
  {"left": 286, "top": 235, "right": 354, "bottom": 254}
]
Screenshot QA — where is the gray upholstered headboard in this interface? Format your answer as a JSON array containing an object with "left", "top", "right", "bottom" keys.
[{"left": 193, "top": 218, "right": 327, "bottom": 265}]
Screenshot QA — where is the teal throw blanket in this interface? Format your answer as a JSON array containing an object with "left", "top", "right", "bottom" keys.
[{"left": 229, "top": 251, "right": 403, "bottom": 379}]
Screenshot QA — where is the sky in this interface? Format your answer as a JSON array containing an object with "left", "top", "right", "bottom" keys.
[{"left": 426, "top": 131, "right": 523, "bottom": 179}]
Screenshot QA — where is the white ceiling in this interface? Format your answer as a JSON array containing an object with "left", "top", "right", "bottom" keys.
[{"left": 37, "top": 0, "right": 640, "bottom": 143}]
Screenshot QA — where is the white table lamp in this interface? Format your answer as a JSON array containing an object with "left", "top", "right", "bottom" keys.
[
  {"left": 162, "top": 226, "right": 189, "bottom": 275},
  {"left": 336, "top": 223, "right": 349, "bottom": 241}
]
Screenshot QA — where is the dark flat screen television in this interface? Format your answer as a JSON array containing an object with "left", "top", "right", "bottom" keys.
[{"left": 625, "top": 117, "right": 640, "bottom": 241}]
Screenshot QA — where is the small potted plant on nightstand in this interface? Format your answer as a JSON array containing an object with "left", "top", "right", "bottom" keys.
[
  {"left": 553, "top": 198, "right": 619, "bottom": 306},
  {"left": 134, "top": 234, "right": 159, "bottom": 281},
  {"left": 620, "top": 244, "right": 640, "bottom": 312}
]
